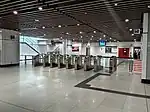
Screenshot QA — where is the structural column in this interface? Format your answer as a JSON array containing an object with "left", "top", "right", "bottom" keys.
[{"left": 141, "top": 13, "right": 150, "bottom": 83}]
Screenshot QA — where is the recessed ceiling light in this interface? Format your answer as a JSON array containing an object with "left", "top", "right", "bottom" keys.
[
  {"left": 80, "top": 31, "right": 83, "bottom": 34},
  {"left": 80, "top": 36, "right": 83, "bottom": 38},
  {"left": 148, "top": 5, "right": 150, "bottom": 8},
  {"left": 125, "top": 19, "right": 129, "bottom": 22},
  {"left": 93, "top": 31, "right": 96, "bottom": 33},
  {"left": 103, "top": 35, "right": 106, "bottom": 37},
  {"left": 110, "top": 37, "right": 112, "bottom": 40},
  {"left": 114, "top": 3, "right": 118, "bottom": 6},
  {"left": 66, "top": 32, "right": 69, "bottom": 35},
  {"left": 35, "top": 19, "right": 39, "bottom": 22},
  {"left": 132, "top": 34, "right": 134, "bottom": 36},
  {"left": 91, "top": 35, "right": 94, "bottom": 38},
  {"left": 38, "top": 7, "right": 43, "bottom": 11},
  {"left": 60, "top": 37, "right": 63, "bottom": 39},
  {"left": 44, "top": 34, "right": 46, "bottom": 36},
  {"left": 129, "top": 28, "right": 133, "bottom": 31},
  {"left": 85, "top": 12, "right": 87, "bottom": 15},
  {"left": 58, "top": 25, "right": 62, "bottom": 28},
  {"left": 77, "top": 24, "right": 80, "bottom": 26},
  {"left": 42, "top": 26, "right": 45, "bottom": 29},
  {"left": 13, "top": 11, "right": 18, "bottom": 15}
]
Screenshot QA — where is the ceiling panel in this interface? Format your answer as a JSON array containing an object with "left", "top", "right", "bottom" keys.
[{"left": 0, "top": 0, "right": 149, "bottom": 42}]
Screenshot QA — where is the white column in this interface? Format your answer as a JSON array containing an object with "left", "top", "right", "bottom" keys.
[{"left": 141, "top": 13, "right": 150, "bottom": 83}]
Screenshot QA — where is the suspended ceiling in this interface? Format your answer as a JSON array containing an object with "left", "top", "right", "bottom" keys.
[{"left": 0, "top": 0, "right": 150, "bottom": 42}]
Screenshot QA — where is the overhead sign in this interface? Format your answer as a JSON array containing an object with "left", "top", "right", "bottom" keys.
[{"left": 134, "top": 29, "right": 141, "bottom": 34}]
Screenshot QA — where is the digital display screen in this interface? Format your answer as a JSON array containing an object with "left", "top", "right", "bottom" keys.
[
  {"left": 72, "top": 46, "right": 79, "bottom": 52},
  {"left": 99, "top": 40, "right": 106, "bottom": 46}
]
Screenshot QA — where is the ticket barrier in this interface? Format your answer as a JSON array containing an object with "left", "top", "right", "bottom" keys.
[
  {"left": 58, "top": 55, "right": 66, "bottom": 69},
  {"left": 66, "top": 56, "right": 74, "bottom": 69},
  {"left": 50, "top": 54, "right": 58, "bottom": 68},
  {"left": 93, "top": 56, "right": 102, "bottom": 72},
  {"left": 109, "top": 56, "right": 117, "bottom": 73},
  {"left": 43, "top": 54, "right": 50, "bottom": 67},
  {"left": 32, "top": 54, "right": 43, "bottom": 67},
  {"left": 74, "top": 56, "right": 83, "bottom": 70},
  {"left": 71, "top": 55, "right": 76, "bottom": 65},
  {"left": 84, "top": 56, "right": 93, "bottom": 71}
]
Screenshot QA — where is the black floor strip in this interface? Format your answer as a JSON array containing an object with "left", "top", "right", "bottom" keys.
[
  {"left": 75, "top": 73, "right": 110, "bottom": 87},
  {"left": 77, "top": 85, "right": 150, "bottom": 99},
  {"left": 75, "top": 60, "right": 150, "bottom": 99}
]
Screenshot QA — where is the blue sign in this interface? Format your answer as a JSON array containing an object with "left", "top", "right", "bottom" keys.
[{"left": 99, "top": 40, "right": 106, "bottom": 46}]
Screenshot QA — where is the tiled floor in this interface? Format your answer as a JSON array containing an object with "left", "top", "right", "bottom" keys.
[{"left": 0, "top": 61, "right": 149, "bottom": 112}]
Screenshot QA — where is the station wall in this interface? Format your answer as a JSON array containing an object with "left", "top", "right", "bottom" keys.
[
  {"left": 0, "top": 29, "right": 20, "bottom": 66},
  {"left": 67, "top": 41, "right": 141, "bottom": 57}
]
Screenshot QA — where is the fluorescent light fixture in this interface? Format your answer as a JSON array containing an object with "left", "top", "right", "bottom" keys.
[
  {"left": 58, "top": 25, "right": 62, "bottom": 28},
  {"left": 114, "top": 3, "right": 118, "bottom": 6},
  {"left": 13, "top": 11, "right": 18, "bottom": 15},
  {"left": 38, "top": 7, "right": 43, "bottom": 11},
  {"left": 129, "top": 28, "right": 133, "bottom": 31},
  {"left": 35, "top": 19, "right": 39, "bottom": 22},
  {"left": 125, "top": 19, "right": 129, "bottom": 22},
  {"left": 132, "top": 34, "right": 134, "bottom": 36},
  {"left": 80, "top": 31, "right": 83, "bottom": 34}
]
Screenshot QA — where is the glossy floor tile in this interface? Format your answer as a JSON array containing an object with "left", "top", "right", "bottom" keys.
[{"left": 0, "top": 61, "right": 149, "bottom": 112}]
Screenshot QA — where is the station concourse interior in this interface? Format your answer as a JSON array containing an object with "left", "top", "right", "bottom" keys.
[{"left": 0, "top": 0, "right": 150, "bottom": 112}]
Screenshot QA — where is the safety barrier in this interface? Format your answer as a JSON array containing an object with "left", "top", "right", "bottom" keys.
[{"left": 133, "top": 60, "right": 142, "bottom": 74}]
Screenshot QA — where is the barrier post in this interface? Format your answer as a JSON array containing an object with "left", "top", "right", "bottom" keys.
[
  {"left": 129, "top": 59, "right": 133, "bottom": 73},
  {"left": 25, "top": 55, "right": 27, "bottom": 65}
]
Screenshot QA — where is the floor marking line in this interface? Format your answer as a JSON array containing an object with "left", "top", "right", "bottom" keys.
[{"left": 0, "top": 99, "right": 38, "bottom": 112}]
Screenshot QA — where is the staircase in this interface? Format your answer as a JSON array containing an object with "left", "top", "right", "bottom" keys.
[
  {"left": 20, "top": 42, "right": 40, "bottom": 54},
  {"left": 20, "top": 36, "right": 61, "bottom": 55}
]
